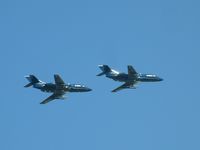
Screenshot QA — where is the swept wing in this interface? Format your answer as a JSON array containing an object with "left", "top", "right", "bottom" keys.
[
  {"left": 128, "top": 65, "right": 137, "bottom": 76},
  {"left": 40, "top": 91, "right": 65, "bottom": 104},
  {"left": 112, "top": 82, "right": 136, "bottom": 92}
]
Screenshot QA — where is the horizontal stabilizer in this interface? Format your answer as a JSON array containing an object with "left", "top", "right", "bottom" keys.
[
  {"left": 96, "top": 72, "right": 106, "bottom": 76},
  {"left": 24, "top": 83, "right": 33, "bottom": 88}
]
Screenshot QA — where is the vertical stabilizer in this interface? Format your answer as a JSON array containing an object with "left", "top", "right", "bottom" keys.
[
  {"left": 97, "top": 65, "right": 111, "bottom": 76},
  {"left": 24, "top": 75, "right": 40, "bottom": 87}
]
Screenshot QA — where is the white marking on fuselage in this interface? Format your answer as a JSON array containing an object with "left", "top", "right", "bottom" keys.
[
  {"left": 111, "top": 69, "right": 120, "bottom": 75},
  {"left": 146, "top": 74, "right": 156, "bottom": 77}
]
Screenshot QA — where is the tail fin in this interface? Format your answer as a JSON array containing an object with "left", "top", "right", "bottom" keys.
[
  {"left": 24, "top": 75, "right": 40, "bottom": 87},
  {"left": 97, "top": 65, "right": 111, "bottom": 76}
]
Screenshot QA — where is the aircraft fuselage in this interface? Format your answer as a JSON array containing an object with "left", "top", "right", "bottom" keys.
[
  {"left": 33, "top": 82, "right": 92, "bottom": 93},
  {"left": 106, "top": 71, "right": 163, "bottom": 83}
]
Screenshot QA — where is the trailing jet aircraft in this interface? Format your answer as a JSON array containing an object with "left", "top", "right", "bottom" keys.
[
  {"left": 24, "top": 74, "right": 92, "bottom": 104},
  {"left": 97, "top": 65, "right": 163, "bottom": 92}
]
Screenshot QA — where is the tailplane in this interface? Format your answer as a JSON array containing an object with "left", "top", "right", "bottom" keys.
[
  {"left": 97, "top": 65, "right": 111, "bottom": 76},
  {"left": 24, "top": 75, "right": 40, "bottom": 87}
]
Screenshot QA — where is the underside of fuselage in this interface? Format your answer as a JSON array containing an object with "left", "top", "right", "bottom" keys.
[
  {"left": 106, "top": 73, "right": 162, "bottom": 83},
  {"left": 67, "top": 84, "right": 92, "bottom": 92},
  {"left": 40, "top": 84, "right": 56, "bottom": 93},
  {"left": 107, "top": 73, "right": 130, "bottom": 82},
  {"left": 137, "top": 78, "right": 162, "bottom": 82}
]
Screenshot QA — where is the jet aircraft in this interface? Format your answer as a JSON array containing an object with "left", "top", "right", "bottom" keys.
[
  {"left": 24, "top": 74, "right": 92, "bottom": 104},
  {"left": 97, "top": 65, "right": 163, "bottom": 92}
]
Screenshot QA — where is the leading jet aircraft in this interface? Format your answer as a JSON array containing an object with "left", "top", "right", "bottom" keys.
[
  {"left": 24, "top": 74, "right": 92, "bottom": 104},
  {"left": 97, "top": 65, "right": 163, "bottom": 92}
]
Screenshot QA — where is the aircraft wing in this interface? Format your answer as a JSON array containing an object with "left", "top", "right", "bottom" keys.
[
  {"left": 40, "top": 94, "right": 58, "bottom": 104},
  {"left": 128, "top": 65, "right": 137, "bottom": 76},
  {"left": 54, "top": 74, "right": 65, "bottom": 85},
  {"left": 40, "top": 92, "right": 65, "bottom": 104},
  {"left": 112, "top": 82, "right": 136, "bottom": 92}
]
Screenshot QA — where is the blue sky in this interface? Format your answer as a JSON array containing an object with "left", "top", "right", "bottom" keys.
[{"left": 0, "top": 0, "right": 200, "bottom": 150}]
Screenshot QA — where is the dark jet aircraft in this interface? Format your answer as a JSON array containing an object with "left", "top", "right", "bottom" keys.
[
  {"left": 24, "top": 74, "right": 92, "bottom": 104},
  {"left": 97, "top": 65, "right": 163, "bottom": 92}
]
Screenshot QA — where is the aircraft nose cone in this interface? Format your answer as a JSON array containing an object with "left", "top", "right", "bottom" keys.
[
  {"left": 86, "top": 87, "right": 92, "bottom": 91},
  {"left": 159, "top": 78, "right": 164, "bottom": 81}
]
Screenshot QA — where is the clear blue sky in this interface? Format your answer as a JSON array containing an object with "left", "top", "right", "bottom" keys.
[{"left": 0, "top": 0, "right": 200, "bottom": 150}]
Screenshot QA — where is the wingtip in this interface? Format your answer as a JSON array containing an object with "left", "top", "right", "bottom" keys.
[
  {"left": 54, "top": 74, "right": 59, "bottom": 77},
  {"left": 127, "top": 65, "right": 134, "bottom": 68}
]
